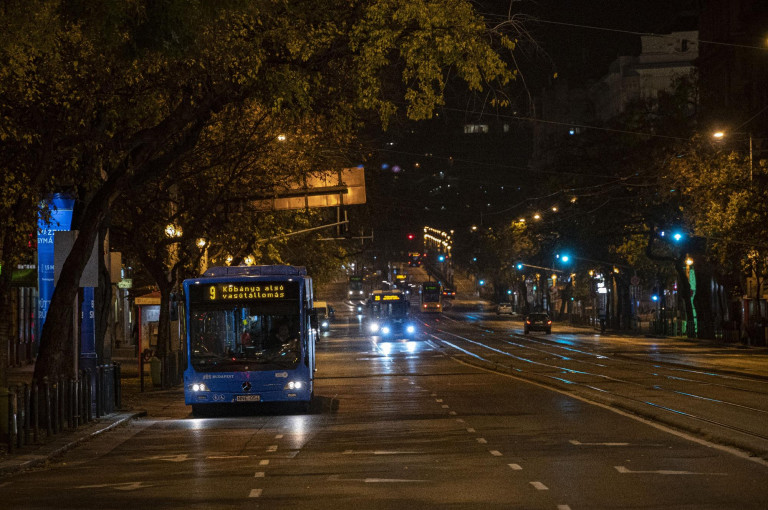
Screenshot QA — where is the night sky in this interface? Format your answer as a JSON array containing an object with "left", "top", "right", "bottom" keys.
[{"left": 478, "top": 0, "right": 699, "bottom": 88}]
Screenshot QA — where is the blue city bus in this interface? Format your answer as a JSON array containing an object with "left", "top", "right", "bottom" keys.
[{"left": 183, "top": 265, "right": 316, "bottom": 414}]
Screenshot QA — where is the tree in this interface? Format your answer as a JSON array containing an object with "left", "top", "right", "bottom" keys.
[{"left": 0, "top": 1, "right": 515, "bottom": 382}]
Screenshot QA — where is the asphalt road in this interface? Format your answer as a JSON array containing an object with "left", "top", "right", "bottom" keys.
[{"left": 2, "top": 273, "right": 768, "bottom": 509}]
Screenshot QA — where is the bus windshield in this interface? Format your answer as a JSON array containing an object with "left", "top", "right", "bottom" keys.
[
  {"left": 370, "top": 300, "right": 409, "bottom": 319},
  {"left": 190, "top": 301, "right": 301, "bottom": 372}
]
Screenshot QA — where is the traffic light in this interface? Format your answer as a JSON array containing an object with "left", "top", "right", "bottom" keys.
[
  {"left": 437, "top": 254, "right": 446, "bottom": 262},
  {"left": 407, "top": 233, "right": 415, "bottom": 240},
  {"left": 515, "top": 262, "right": 524, "bottom": 270}
]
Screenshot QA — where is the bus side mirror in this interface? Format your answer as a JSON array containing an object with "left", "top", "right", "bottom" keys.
[{"left": 309, "top": 309, "right": 319, "bottom": 330}]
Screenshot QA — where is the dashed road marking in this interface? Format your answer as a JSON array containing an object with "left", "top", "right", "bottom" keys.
[
  {"left": 490, "top": 450, "right": 502, "bottom": 456},
  {"left": 466, "top": 428, "right": 476, "bottom": 433},
  {"left": 267, "top": 445, "right": 278, "bottom": 452},
  {"left": 530, "top": 481, "right": 548, "bottom": 490},
  {"left": 476, "top": 438, "right": 487, "bottom": 444},
  {"left": 249, "top": 489, "right": 263, "bottom": 498},
  {"left": 254, "top": 472, "right": 265, "bottom": 478},
  {"left": 508, "top": 463, "right": 522, "bottom": 470},
  {"left": 259, "top": 459, "right": 270, "bottom": 466},
  {"left": 275, "top": 434, "right": 284, "bottom": 439},
  {"left": 449, "top": 411, "right": 457, "bottom": 415}
]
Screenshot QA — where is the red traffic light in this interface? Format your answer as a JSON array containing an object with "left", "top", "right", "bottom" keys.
[{"left": 407, "top": 233, "right": 415, "bottom": 240}]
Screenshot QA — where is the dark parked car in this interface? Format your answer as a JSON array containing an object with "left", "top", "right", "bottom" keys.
[{"left": 524, "top": 313, "right": 552, "bottom": 334}]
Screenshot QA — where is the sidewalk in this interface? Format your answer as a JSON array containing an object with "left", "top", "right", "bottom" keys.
[{"left": 0, "top": 364, "right": 148, "bottom": 477}]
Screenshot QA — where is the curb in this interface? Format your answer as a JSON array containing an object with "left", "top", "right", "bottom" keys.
[{"left": 0, "top": 410, "right": 146, "bottom": 477}]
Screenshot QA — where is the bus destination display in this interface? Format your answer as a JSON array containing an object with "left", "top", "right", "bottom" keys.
[{"left": 189, "top": 281, "right": 299, "bottom": 303}]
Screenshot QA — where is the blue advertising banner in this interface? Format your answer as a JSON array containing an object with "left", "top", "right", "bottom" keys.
[{"left": 37, "top": 194, "right": 75, "bottom": 335}]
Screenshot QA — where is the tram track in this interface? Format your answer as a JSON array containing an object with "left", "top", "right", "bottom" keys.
[{"left": 419, "top": 317, "right": 768, "bottom": 459}]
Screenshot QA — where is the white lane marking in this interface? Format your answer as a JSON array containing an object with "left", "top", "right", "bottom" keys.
[
  {"left": 143, "top": 454, "right": 190, "bottom": 462},
  {"left": 259, "top": 459, "right": 270, "bottom": 466},
  {"left": 254, "top": 472, "right": 265, "bottom": 478},
  {"left": 508, "top": 463, "right": 522, "bottom": 470},
  {"left": 476, "top": 438, "right": 487, "bottom": 444},
  {"left": 449, "top": 411, "right": 457, "bottom": 415},
  {"left": 614, "top": 466, "right": 727, "bottom": 475},
  {"left": 435, "top": 399, "right": 443, "bottom": 403},
  {"left": 267, "top": 445, "right": 278, "bottom": 452},
  {"left": 275, "top": 434, "right": 284, "bottom": 439},
  {"left": 490, "top": 450, "right": 502, "bottom": 456},
  {"left": 557, "top": 505, "right": 572, "bottom": 510},
  {"left": 570, "top": 439, "right": 629, "bottom": 446},
  {"left": 328, "top": 475, "right": 426, "bottom": 483},
  {"left": 207, "top": 455, "right": 249, "bottom": 459},
  {"left": 530, "top": 481, "right": 549, "bottom": 490},
  {"left": 343, "top": 450, "right": 421, "bottom": 455},
  {"left": 466, "top": 428, "right": 476, "bottom": 433},
  {"left": 455, "top": 418, "right": 465, "bottom": 423},
  {"left": 249, "top": 489, "right": 263, "bottom": 498},
  {"left": 441, "top": 405, "right": 449, "bottom": 409},
  {"left": 431, "top": 393, "right": 437, "bottom": 397},
  {"left": 76, "top": 482, "right": 150, "bottom": 491}
]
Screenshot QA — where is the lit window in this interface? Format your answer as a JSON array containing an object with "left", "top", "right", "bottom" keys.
[{"left": 463, "top": 124, "right": 489, "bottom": 134}]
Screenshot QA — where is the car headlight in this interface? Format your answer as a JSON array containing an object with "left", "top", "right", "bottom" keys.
[
  {"left": 381, "top": 326, "right": 391, "bottom": 335},
  {"left": 188, "top": 383, "right": 210, "bottom": 392},
  {"left": 369, "top": 322, "right": 380, "bottom": 333},
  {"left": 321, "top": 320, "right": 329, "bottom": 328},
  {"left": 406, "top": 325, "right": 415, "bottom": 334}
]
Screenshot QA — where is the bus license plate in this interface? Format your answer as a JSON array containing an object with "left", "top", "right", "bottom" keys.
[{"left": 236, "top": 395, "right": 261, "bottom": 402}]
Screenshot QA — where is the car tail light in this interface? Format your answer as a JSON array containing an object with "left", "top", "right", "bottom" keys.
[
  {"left": 525, "top": 320, "right": 531, "bottom": 325},
  {"left": 547, "top": 320, "right": 552, "bottom": 325}
]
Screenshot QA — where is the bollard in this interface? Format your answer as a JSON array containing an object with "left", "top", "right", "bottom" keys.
[
  {"left": 32, "top": 380, "right": 39, "bottom": 444},
  {"left": 7, "top": 386, "right": 16, "bottom": 454},
  {"left": 85, "top": 369, "right": 93, "bottom": 422},
  {"left": 67, "top": 377, "right": 77, "bottom": 430},
  {"left": 43, "top": 377, "right": 52, "bottom": 437},
  {"left": 95, "top": 365, "right": 102, "bottom": 419},
  {"left": 73, "top": 377, "right": 80, "bottom": 428},
  {"left": 23, "top": 383, "right": 31, "bottom": 445},
  {"left": 15, "top": 386, "right": 23, "bottom": 449},
  {"left": 114, "top": 362, "right": 122, "bottom": 410},
  {"left": 58, "top": 377, "right": 65, "bottom": 433},
  {"left": 51, "top": 380, "right": 59, "bottom": 434}
]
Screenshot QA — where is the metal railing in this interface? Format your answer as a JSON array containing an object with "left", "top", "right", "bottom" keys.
[{"left": 4, "top": 363, "right": 122, "bottom": 453}]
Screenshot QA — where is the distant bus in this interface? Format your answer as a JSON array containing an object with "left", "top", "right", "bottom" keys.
[
  {"left": 420, "top": 281, "right": 443, "bottom": 313},
  {"left": 408, "top": 252, "right": 424, "bottom": 267},
  {"left": 183, "top": 265, "right": 316, "bottom": 414},
  {"left": 366, "top": 290, "right": 417, "bottom": 339},
  {"left": 348, "top": 275, "right": 365, "bottom": 299}
]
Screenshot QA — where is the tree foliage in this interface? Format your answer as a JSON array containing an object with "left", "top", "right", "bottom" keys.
[{"left": 0, "top": 0, "right": 515, "bottom": 381}]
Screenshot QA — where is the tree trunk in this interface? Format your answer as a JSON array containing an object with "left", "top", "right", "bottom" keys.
[{"left": 34, "top": 184, "right": 115, "bottom": 381}]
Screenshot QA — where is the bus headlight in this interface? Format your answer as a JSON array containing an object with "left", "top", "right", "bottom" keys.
[
  {"left": 285, "top": 381, "right": 303, "bottom": 390},
  {"left": 189, "top": 383, "right": 210, "bottom": 392},
  {"left": 369, "top": 322, "right": 380, "bottom": 333}
]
